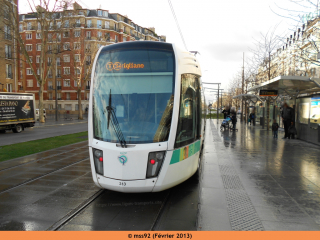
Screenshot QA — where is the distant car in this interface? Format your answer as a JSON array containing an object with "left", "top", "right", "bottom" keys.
[{"left": 36, "top": 109, "right": 46, "bottom": 121}]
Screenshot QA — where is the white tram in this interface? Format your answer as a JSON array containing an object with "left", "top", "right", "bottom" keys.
[{"left": 88, "top": 41, "right": 206, "bottom": 192}]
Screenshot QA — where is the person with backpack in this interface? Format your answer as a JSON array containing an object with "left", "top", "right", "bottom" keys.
[{"left": 272, "top": 119, "right": 279, "bottom": 138}]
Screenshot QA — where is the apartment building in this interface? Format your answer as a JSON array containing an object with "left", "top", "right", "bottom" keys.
[
  {"left": 256, "top": 19, "right": 320, "bottom": 85},
  {"left": 0, "top": 0, "right": 18, "bottom": 92},
  {"left": 19, "top": 2, "right": 166, "bottom": 114}
]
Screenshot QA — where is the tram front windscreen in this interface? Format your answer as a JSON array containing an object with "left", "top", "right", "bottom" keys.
[{"left": 92, "top": 45, "right": 175, "bottom": 144}]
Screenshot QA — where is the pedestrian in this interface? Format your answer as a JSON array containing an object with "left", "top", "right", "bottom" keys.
[
  {"left": 249, "top": 111, "right": 255, "bottom": 126},
  {"left": 272, "top": 119, "right": 279, "bottom": 138},
  {"left": 85, "top": 106, "right": 88, "bottom": 113},
  {"left": 222, "top": 107, "right": 230, "bottom": 120},
  {"left": 281, "top": 102, "right": 294, "bottom": 139},
  {"left": 288, "top": 122, "right": 297, "bottom": 139},
  {"left": 231, "top": 112, "right": 237, "bottom": 130}
]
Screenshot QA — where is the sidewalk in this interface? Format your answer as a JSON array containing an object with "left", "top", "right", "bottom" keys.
[
  {"left": 34, "top": 114, "right": 88, "bottom": 128},
  {"left": 198, "top": 119, "right": 320, "bottom": 230}
]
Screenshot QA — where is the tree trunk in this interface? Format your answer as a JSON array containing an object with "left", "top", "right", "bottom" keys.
[
  {"left": 78, "top": 89, "right": 83, "bottom": 120},
  {"left": 39, "top": 83, "right": 45, "bottom": 123}
]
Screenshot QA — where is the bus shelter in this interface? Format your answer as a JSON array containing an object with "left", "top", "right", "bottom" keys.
[
  {"left": 232, "top": 94, "right": 266, "bottom": 127},
  {"left": 248, "top": 76, "right": 320, "bottom": 145}
]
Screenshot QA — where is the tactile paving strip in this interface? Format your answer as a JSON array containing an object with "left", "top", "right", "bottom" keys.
[{"left": 211, "top": 121, "right": 265, "bottom": 230}]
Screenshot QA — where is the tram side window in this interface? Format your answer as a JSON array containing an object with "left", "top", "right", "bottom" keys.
[{"left": 175, "top": 74, "right": 201, "bottom": 148}]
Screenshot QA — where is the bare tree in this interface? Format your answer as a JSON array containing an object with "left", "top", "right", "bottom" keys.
[{"left": 0, "top": 0, "right": 73, "bottom": 122}]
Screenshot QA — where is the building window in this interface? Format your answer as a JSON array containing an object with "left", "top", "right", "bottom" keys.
[
  {"left": 63, "top": 42, "right": 70, "bottom": 50},
  {"left": 57, "top": 94, "right": 61, "bottom": 101},
  {"left": 97, "top": 31, "right": 102, "bottom": 38},
  {"left": 63, "top": 55, "right": 70, "bottom": 62},
  {"left": 74, "top": 42, "right": 81, "bottom": 50},
  {"left": 103, "top": 11, "right": 108, "bottom": 17},
  {"left": 64, "top": 79, "right": 70, "bottom": 87},
  {"left": 26, "top": 68, "right": 32, "bottom": 75},
  {"left": 26, "top": 33, "right": 32, "bottom": 39},
  {"left": 28, "top": 56, "right": 33, "bottom": 63},
  {"left": 5, "top": 45, "right": 12, "bottom": 59},
  {"left": 105, "top": 21, "right": 110, "bottom": 29},
  {"left": 86, "top": 20, "right": 92, "bottom": 28},
  {"left": 64, "top": 20, "right": 69, "bottom": 28},
  {"left": 97, "top": 20, "right": 102, "bottom": 29},
  {"left": 75, "top": 68, "right": 81, "bottom": 75},
  {"left": 26, "top": 44, "right": 32, "bottom": 51},
  {"left": 48, "top": 92, "right": 53, "bottom": 100},
  {"left": 57, "top": 21, "right": 61, "bottom": 29},
  {"left": 98, "top": 10, "right": 102, "bottom": 16},
  {"left": 38, "top": 22, "right": 41, "bottom": 30},
  {"left": 48, "top": 81, "right": 53, "bottom": 90},
  {"left": 37, "top": 68, "right": 40, "bottom": 75},
  {"left": 74, "top": 79, "right": 79, "bottom": 87},
  {"left": 27, "top": 80, "right": 33, "bottom": 87},
  {"left": 36, "top": 55, "right": 40, "bottom": 63},
  {"left": 36, "top": 33, "right": 41, "bottom": 39},
  {"left": 74, "top": 54, "right": 81, "bottom": 62},
  {"left": 86, "top": 31, "right": 91, "bottom": 39},
  {"left": 6, "top": 64, "right": 12, "bottom": 78},
  {"left": 63, "top": 31, "right": 70, "bottom": 38},
  {"left": 66, "top": 93, "right": 71, "bottom": 100},
  {"left": 74, "top": 30, "right": 80, "bottom": 37},
  {"left": 36, "top": 44, "right": 41, "bottom": 51},
  {"left": 64, "top": 67, "right": 70, "bottom": 75}
]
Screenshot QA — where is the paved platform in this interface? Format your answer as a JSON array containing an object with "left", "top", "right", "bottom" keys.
[{"left": 198, "top": 119, "right": 320, "bottom": 230}]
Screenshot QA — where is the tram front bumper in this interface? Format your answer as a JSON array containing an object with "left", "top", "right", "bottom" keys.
[{"left": 96, "top": 175, "right": 157, "bottom": 193}]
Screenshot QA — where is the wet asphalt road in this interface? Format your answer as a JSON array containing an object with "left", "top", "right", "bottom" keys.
[
  {"left": 0, "top": 120, "right": 87, "bottom": 146},
  {"left": 1, "top": 119, "right": 320, "bottom": 230}
]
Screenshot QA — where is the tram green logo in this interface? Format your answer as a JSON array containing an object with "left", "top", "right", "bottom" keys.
[{"left": 118, "top": 155, "right": 128, "bottom": 165}]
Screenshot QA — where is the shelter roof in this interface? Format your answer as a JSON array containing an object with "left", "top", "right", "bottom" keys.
[{"left": 248, "top": 76, "right": 320, "bottom": 97}]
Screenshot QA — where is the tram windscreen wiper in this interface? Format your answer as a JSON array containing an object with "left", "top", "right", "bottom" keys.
[{"left": 106, "top": 89, "right": 127, "bottom": 148}]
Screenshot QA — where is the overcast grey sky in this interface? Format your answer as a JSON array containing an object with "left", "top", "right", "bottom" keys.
[{"left": 19, "top": 0, "right": 299, "bottom": 103}]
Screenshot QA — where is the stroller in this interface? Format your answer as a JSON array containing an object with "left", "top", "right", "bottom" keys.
[{"left": 220, "top": 115, "right": 231, "bottom": 131}]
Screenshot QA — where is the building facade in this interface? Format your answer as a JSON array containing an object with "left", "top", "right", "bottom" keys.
[
  {"left": 18, "top": 2, "right": 166, "bottom": 114},
  {"left": 0, "top": 0, "right": 19, "bottom": 92}
]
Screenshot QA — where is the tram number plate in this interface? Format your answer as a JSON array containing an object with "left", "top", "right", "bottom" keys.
[{"left": 119, "top": 182, "right": 126, "bottom": 186}]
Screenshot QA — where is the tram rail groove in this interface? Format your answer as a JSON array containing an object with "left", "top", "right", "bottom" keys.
[
  {"left": 47, "top": 189, "right": 105, "bottom": 231},
  {"left": 0, "top": 145, "right": 87, "bottom": 173},
  {"left": 150, "top": 189, "right": 171, "bottom": 230},
  {"left": 0, "top": 157, "right": 90, "bottom": 194}
]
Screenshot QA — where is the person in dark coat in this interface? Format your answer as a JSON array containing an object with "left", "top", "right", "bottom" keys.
[
  {"left": 288, "top": 122, "right": 297, "bottom": 139},
  {"left": 222, "top": 107, "right": 230, "bottom": 119},
  {"left": 231, "top": 112, "right": 237, "bottom": 130},
  {"left": 272, "top": 119, "right": 279, "bottom": 138},
  {"left": 281, "top": 102, "right": 294, "bottom": 139}
]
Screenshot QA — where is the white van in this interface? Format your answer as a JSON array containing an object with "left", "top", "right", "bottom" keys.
[{"left": 36, "top": 109, "right": 46, "bottom": 121}]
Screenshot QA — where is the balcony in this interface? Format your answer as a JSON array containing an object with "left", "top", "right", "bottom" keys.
[
  {"left": 86, "top": 86, "right": 90, "bottom": 90},
  {"left": 86, "top": 36, "right": 92, "bottom": 40},
  {"left": 86, "top": 61, "right": 91, "bottom": 65},
  {"left": 48, "top": 74, "right": 53, "bottom": 78},
  {"left": 19, "top": 86, "right": 23, "bottom": 90},
  {"left": 57, "top": 74, "right": 61, "bottom": 78},
  {"left": 73, "top": 23, "right": 81, "bottom": 28},
  {"left": 57, "top": 86, "right": 62, "bottom": 90},
  {"left": 6, "top": 73, "right": 12, "bottom": 79},
  {"left": 48, "top": 86, "right": 54, "bottom": 90}
]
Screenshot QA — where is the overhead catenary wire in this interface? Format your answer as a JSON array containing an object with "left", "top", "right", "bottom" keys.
[{"left": 168, "top": 0, "right": 188, "bottom": 51}]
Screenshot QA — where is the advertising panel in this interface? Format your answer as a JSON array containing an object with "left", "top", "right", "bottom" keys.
[
  {"left": 299, "top": 103, "right": 310, "bottom": 124},
  {"left": 0, "top": 94, "right": 35, "bottom": 123},
  {"left": 310, "top": 96, "right": 320, "bottom": 124}
]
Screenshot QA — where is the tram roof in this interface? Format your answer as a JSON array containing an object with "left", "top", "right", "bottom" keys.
[{"left": 248, "top": 76, "right": 320, "bottom": 97}]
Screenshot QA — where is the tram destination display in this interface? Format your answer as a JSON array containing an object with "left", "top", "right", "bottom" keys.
[{"left": 259, "top": 90, "right": 278, "bottom": 96}]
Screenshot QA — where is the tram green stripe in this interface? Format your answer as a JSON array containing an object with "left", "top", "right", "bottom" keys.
[{"left": 170, "top": 140, "right": 201, "bottom": 165}]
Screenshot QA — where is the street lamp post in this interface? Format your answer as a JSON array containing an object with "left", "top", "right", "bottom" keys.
[
  {"left": 203, "top": 82, "right": 221, "bottom": 119},
  {"left": 55, "top": 60, "right": 58, "bottom": 121}
]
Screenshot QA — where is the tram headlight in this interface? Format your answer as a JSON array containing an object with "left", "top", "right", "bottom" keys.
[
  {"left": 146, "top": 151, "right": 166, "bottom": 178},
  {"left": 93, "top": 148, "right": 104, "bottom": 175}
]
